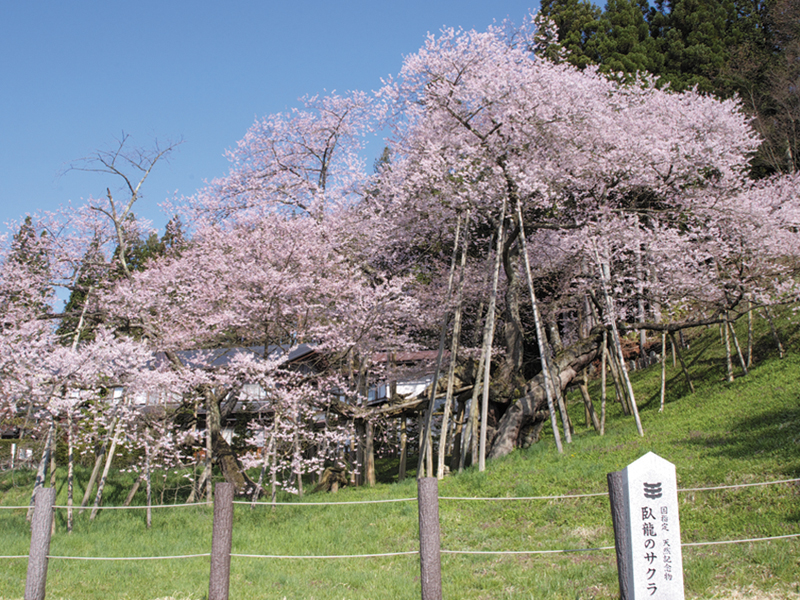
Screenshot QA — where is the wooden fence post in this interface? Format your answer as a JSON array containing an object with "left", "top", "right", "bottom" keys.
[
  {"left": 607, "top": 470, "right": 631, "bottom": 600},
  {"left": 25, "top": 486, "right": 56, "bottom": 600},
  {"left": 209, "top": 482, "right": 234, "bottom": 600},
  {"left": 417, "top": 477, "right": 442, "bottom": 600}
]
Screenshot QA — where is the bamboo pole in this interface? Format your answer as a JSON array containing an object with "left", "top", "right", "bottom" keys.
[
  {"left": 515, "top": 200, "right": 563, "bottom": 453},
  {"left": 669, "top": 331, "right": 695, "bottom": 393},
  {"left": 418, "top": 215, "right": 462, "bottom": 478},
  {"left": 479, "top": 200, "right": 507, "bottom": 471},
  {"left": 594, "top": 244, "right": 643, "bottom": 437},
  {"left": 437, "top": 210, "right": 471, "bottom": 479}
]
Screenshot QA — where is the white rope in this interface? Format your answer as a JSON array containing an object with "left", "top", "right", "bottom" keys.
[
  {"left": 30, "top": 533, "right": 800, "bottom": 563},
  {"left": 231, "top": 550, "right": 419, "bottom": 559},
  {"left": 2, "top": 478, "right": 796, "bottom": 512},
  {"left": 442, "top": 546, "right": 615, "bottom": 555},
  {"left": 679, "top": 478, "right": 800, "bottom": 492},
  {"left": 51, "top": 501, "right": 212, "bottom": 510},
  {"left": 235, "top": 497, "right": 417, "bottom": 507},
  {"left": 443, "top": 533, "right": 800, "bottom": 557},
  {"left": 0, "top": 555, "right": 28, "bottom": 559},
  {"left": 47, "top": 553, "right": 211, "bottom": 561},
  {"left": 440, "top": 477, "right": 800, "bottom": 502},
  {"left": 440, "top": 492, "right": 609, "bottom": 501},
  {"left": 682, "top": 533, "right": 800, "bottom": 547}
]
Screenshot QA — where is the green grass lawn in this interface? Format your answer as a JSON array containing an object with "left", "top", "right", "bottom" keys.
[{"left": 1, "top": 311, "right": 799, "bottom": 599}]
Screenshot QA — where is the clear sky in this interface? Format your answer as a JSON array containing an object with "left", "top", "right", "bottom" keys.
[{"left": 1, "top": 0, "right": 540, "bottom": 235}]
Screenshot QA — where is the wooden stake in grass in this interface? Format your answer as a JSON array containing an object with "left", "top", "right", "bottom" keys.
[
  {"left": 727, "top": 317, "right": 748, "bottom": 376},
  {"left": 594, "top": 245, "right": 643, "bottom": 436},
  {"left": 669, "top": 330, "right": 695, "bottom": 394},
  {"left": 209, "top": 482, "right": 234, "bottom": 600},
  {"left": 763, "top": 306, "right": 785, "bottom": 358},
  {"left": 25, "top": 486, "right": 56, "bottom": 600},
  {"left": 578, "top": 369, "right": 600, "bottom": 432},
  {"left": 90, "top": 416, "right": 123, "bottom": 520},
  {"left": 600, "top": 329, "right": 607, "bottom": 435},
  {"left": 80, "top": 429, "right": 110, "bottom": 512},
  {"left": 724, "top": 313, "right": 735, "bottom": 382},
  {"left": 417, "top": 478, "right": 442, "bottom": 600}
]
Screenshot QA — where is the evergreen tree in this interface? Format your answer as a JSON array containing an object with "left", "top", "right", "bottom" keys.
[
  {"left": 57, "top": 217, "right": 188, "bottom": 345},
  {"left": 1, "top": 216, "right": 52, "bottom": 318},
  {"left": 649, "top": 0, "right": 740, "bottom": 92},
  {"left": 586, "top": 0, "right": 663, "bottom": 79},
  {"left": 538, "top": 0, "right": 602, "bottom": 68},
  {"left": 56, "top": 238, "right": 105, "bottom": 345}
]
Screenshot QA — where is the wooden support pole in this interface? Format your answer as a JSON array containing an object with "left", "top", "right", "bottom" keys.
[
  {"left": 209, "top": 482, "right": 234, "bottom": 600},
  {"left": 417, "top": 478, "right": 442, "bottom": 600},
  {"left": 25, "top": 486, "right": 56, "bottom": 600},
  {"left": 607, "top": 471, "right": 631, "bottom": 600}
]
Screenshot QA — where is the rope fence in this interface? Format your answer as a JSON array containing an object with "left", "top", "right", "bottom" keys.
[
  {"left": 1, "top": 532, "right": 791, "bottom": 563},
  {"left": 4, "top": 476, "right": 796, "bottom": 511},
  {"left": 8, "top": 476, "right": 800, "bottom": 600}
]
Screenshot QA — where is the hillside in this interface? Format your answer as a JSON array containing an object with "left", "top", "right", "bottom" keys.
[{"left": 1, "top": 310, "right": 799, "bottom": 599}]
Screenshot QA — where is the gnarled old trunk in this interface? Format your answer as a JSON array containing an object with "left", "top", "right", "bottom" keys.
[
  {"left": 205, "top": 386, "right": 259, "bottom": 496},
  {"left": 488, "top": 327, "right": 604, "bottom": 460}
]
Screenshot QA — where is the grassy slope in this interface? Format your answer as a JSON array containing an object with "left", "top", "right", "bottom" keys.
[{"left": 0, "top": 311, "right": 799, "bottom": 600}]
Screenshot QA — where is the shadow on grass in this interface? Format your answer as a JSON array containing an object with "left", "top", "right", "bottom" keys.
[{"left": 680, "top": 404, "right": 800, "bottom": 478}]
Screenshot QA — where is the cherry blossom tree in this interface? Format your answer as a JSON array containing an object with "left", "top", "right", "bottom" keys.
[
  {"left": 3, "top": 16, "right": 800, "bottom": 489},
  {"left": 373, "top": 17, "right": 799, "bottom": 460}
]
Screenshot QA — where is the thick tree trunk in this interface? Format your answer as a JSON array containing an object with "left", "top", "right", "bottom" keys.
[
  {"left": 206, "top": 388, "right": 258, "bottom": 496},
  {"left": 488, "top": 328, "right": 604, "bottom": 460},
  {"left": 499, "top": 226, "right": 524, "bottom": 385}
]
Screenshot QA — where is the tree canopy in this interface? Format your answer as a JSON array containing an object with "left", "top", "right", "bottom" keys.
[{"left": 2, "top": 15, "right": 799, "bottom": 494}]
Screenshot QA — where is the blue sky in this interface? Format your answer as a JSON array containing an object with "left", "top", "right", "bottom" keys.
[{"left": 1, "top": 1, "right": 540, "bottom": 235}]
